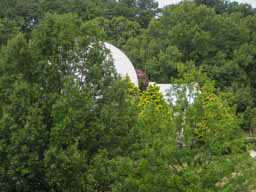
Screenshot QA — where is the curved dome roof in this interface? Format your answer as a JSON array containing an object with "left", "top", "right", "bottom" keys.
[{"left": 104, "top": 42, "right": 139, "bottom": 87}]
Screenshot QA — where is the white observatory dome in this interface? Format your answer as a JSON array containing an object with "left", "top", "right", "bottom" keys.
[{"left": 104, "top": 42, "right": 139, "bottom": 87}]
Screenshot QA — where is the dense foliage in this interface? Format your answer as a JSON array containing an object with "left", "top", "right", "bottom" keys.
[
  {"left": 1, "top": 0, "right": 256, "bottom": 191},
  {"left": 123, "top": 1, "right": 256, "bottom": 130}
]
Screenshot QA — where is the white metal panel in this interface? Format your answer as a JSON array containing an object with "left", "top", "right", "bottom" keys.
[
  {"left": 104, "top": 42, "right": 139, "bottom": 87},
  {"left": 149, "top": 82, "right": 198, "bottom": 104}
]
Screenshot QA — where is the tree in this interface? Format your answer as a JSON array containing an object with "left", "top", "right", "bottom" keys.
[
  {"left": 122, "top": 1, "right": 256, "bottom": 129},
  {"left": 0, "top": 0, "right": 42, "bottom": 32},
  {"left": 0, "top": 13, "right": 139, "bottom": 190},
  {"left": 0, "top": 18, "right": 19, "bottom": 47},
  {"left": 1, "top": 1, "right": 256, "bottom": 191},
  {"left": 89, "top": 16, "right": 142, "bottom": 49},
  {"left": 194, "top": 0, "right": 255, "bottom": 15},
  {"left": 96, "top": 80, "right": 256, "bottom": 192},
  {"left": 136, "top": 0, "right": 159, "bottom": 27}
]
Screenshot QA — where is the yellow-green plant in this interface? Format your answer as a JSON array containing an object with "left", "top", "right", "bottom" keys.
[{"left": 137, "top": 84, "right": 165, "bottom": 117}]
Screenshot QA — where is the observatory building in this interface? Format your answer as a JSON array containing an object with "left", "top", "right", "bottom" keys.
[
  {"left": 104, "top": 42, "right": 139, "bottom": 87},
  {"left": 104, "top": 42, "right": 197, "bottom": 104}
]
